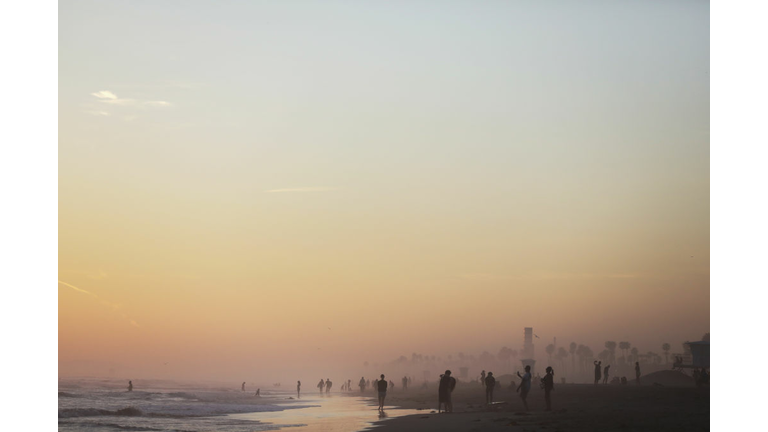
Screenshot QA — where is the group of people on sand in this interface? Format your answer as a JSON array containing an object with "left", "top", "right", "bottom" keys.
[
  {"left": 437, "top": 365, "right": 556, "bottom": 413},
  {"left": 594, "top": 360, "right": 642, "bottom": 386}
]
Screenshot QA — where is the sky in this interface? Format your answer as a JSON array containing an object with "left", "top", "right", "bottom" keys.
[{"left": 59, "top": 0, "right": 709, "bottom": 382}]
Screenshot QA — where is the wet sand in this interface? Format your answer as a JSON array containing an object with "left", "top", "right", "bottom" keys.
[
  {"left": 229, "top": 393, "right": 423, "bottom": 431},
  {"left": 369, "top": 383, "right": 709, "bottom": 432}
]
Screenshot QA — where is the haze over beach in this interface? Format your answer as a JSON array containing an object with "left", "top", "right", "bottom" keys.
[{"left": 59, "top": 2, "right": 709, "bottom": 430}]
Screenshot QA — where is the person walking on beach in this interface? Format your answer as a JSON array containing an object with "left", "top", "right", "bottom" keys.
[
  {"left": 347, "top": 379, "right": 352, "bottom": 392},
  {"left": 516, "top": 366, "right": 532, "bottom": 411},
  {"left": 242, "top": 382, "right": 246, "bottom": 392},
  {"left": 325, "top": 378, "right": 332, "bottom": 394},
  {"left": 128, "top": 380, "right": 133, "bottom": 392},
  {"left": 317, "top": 379, "right": 325, "bottom": 394},
  {"left": 603, "top": 365, "right": 610, "bottom": 385},
  {"left": 359, "top": 377, "right": 367, "bottom": 392},
  {"left": 635, "top": 362, "right": 641, "bottom": 385},
  {"left": 594, "top": 360, "right": 602, "bottom": 385},
  {"left": 297, "top": 381, "right": 301, "bottom": 398},
  {"left": 402, "top": 376, "right": 408, "bottom": 390},
  {"left": 377, "top": 374, "right": 388, "bottom": 411},
  {"left": 388, "top": 380, "right": 394, "bottom": 390},
  {"left": 255, "top": 388, "right": 260, "bottom": 397},
  {"left": 438, "top": 370, "right": 457, "bottom": 413},
  {"left": 485, "top": 371, "right": 496, "bottom": 404},
  {"left": 480, "top": 370, "right": 486, "bottom": 387},
  {"left": 541, "top": 367, "right": 555, "bottom": 411}
]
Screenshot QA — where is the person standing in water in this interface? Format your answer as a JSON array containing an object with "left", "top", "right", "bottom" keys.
[
  {"left": 541, "top": 367, "right": 555, "bottom": 411},
  {"left": 377, "top": 374, "right": 388, "bottom": 411},
  {"left": 317, "top": 379, "right": 325, "bottom": 394},
  {"left": 127, "top": 380, "right": 133, "bottom": 392},
  {"left": 485, "top": 371, "right": 496, "bottom": 404},
  {"left": 635, "top": 362, "right": 641, "bottom": 385},
  {"left": 594, "top": 360, "right": 602, "bottom": 385},
  {"left": 325, "top": 378, "right": 332, "bottom": 394},
  {"left": 516, "top": 366, "right": 532, "bottom": 411},
  {"left": 297, "top": 381, "right": 301, "bottom": 399},
  {"left": 603, "top": 365, "right": 610, "bottom": 385}
]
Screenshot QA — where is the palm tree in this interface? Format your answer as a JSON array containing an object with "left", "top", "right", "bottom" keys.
[
  {"left": 569, "top": 342, "right": 577, "bottom": 373},
  {"left": 662, "top": 343, "right": 671, "bottom": 364},
  {"left": 497, "top": 347, "right": 513, "bottom": 371},
  {"left": 557, "top": 347, "right": 568, "bottom": 371},
  {"left": 577, "top": 344, "right": 586, "bottom": 372},
  {"left": 605, "top": 341, "right": 617, "bottom": 363},
  {"left": 545, "top": 344, "right": 555, "bottom": 364},
  {"left": 619, "top": 342, "right": 630, "bottom": 361}
]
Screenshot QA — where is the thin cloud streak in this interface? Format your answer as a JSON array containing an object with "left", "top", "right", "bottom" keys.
[
  {"left": 59, "top": 280, "right": 140, "bottom": 328},
  {"left": 91, "top": 90, "right": 117, "bottom": 100},
  {"left": 264, "top": 187, "right": 336, "bottom": 193},
  {"left": 58, "top": 280, "right": 92, "bottom": 295},
  {"left": 90, "top": 91, "right": 171, "bottom": 108}
]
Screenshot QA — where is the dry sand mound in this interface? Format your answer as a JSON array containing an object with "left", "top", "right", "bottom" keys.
[{"left": 640, "top": 370, "right": 694, "bottom": 387}]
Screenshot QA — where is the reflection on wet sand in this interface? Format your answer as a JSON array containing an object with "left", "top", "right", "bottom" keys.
[{"left": 229, "top": 394, "right": 425, "bottom": 432}]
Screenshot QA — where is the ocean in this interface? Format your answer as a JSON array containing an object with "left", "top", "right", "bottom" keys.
[{"left": 58, "top": 378, "right": 421, "bottom": 432}]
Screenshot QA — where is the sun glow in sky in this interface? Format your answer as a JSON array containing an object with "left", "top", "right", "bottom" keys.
[{"left": 60, "top": 0, "right": 709, "bottom": 382}]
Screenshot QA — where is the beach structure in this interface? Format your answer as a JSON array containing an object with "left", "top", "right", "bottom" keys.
[
  {"left": 521, "top": 327, "right": 536, "bottom": 374},
  {"left": 672, "top": 340, "right": 709, "bottom": 370},
  {"left": 684, "top": 341, "right": 710, "bottom": 368}
]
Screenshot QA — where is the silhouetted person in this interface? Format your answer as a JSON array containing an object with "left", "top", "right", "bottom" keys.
[
  {"left": 317, "top": 379, "right": 325, "bottom": 394},
  {"left": 242, "top": 382, "right": 246, "bottom": 392},
  {"left": 388, "top": 380, "right": 394, "bottom": 390},
  {"left": 438, "top": 370, "right": 457, "bottom": 413},
  {"left": 359, "top": 377, "right": 366, "bottom": 392},
  {"left": 603, "top": 365, "right": 610, "bottom": 385},
  {"left": 480, "top": 370, "right": 486, "bottom": 387},
  {"left": 325, "top": 378, "right": 332, "bottom": 393},
  {"left": 635, "top": 362, "right": 641, "bottom": 385},
  {"left": 297, "top": 381, "right": 301, "bottom": 398},
  {"left": 485, "top": 372, "right": 496, "bottom": 404},
  {"left": 127, "top": 380, "right": 133, "bottom": 392},
  {"left": 516, "top": 366, "right": 532, "bottom": 411},
  {"left": 402, "top": 376, "right": 408, "bottom": 390},
  {"left": 377, "top": 374, "right": 388, "bottom": 411},
  {"left": 366, "top": 379, "right": 371, "bottom": 389},
  {"left": 541, "top": 367, "right": 554, "bottom": 411},
  {"left": 255, "top": 388, "right": 260, "bottom": 397},
  {"left": 594, "top": 360, "right": 602, "bottom": 385},
  {"left": 347, "top": 379, "right": 352, "bottom": 392}
]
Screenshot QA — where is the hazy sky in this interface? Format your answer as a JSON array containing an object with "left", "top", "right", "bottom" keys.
[{"left": 59, "top": 0, "right": 709, "bottom": 382}]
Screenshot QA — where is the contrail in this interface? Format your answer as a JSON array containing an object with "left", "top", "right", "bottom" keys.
[
  {"left": 58, "top": 280, "right": 92, "bottom": 295},
  {"left": 58, "top": 280, "right": 140, "bottom": 328}
]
